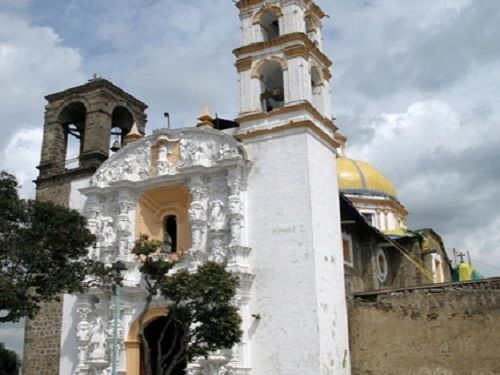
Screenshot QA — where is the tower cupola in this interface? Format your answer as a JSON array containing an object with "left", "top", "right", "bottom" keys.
[{"left": 234, "top": 0, "right": 335, "bottom": 145}]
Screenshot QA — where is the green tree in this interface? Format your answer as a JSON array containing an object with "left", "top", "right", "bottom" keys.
[
  {"left": 132, "top": 235, "right": 242, "bottom": 375},
  {"left": 0, "top": 171, "right": 109, "bottom": 323},
  {"left": 0, "top": 343, "right": 20, "bottom": 375}
]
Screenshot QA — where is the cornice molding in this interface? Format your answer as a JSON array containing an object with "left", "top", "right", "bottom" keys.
[
  {"left": 233, "top": 32, "right": 332, "bottom": 68},
  {"left": 236, "top": 119, "right": 341, "bottom": 149},
  {"left": 236, "top": 101, "right": 336, "bottom": 132}
]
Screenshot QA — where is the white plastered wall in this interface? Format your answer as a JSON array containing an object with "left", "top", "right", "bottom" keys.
[{"left": 244, "top": 128, "right": 350, "bottom": 374}]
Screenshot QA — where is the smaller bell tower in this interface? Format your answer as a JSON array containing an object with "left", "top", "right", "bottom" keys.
[{"left": 38, "top": 77, "right": 147, "bottom": 181}]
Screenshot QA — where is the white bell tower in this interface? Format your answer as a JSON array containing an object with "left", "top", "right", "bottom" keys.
[
  {"left": 234, "top": 0, "right": 334, "bottom": 134},
  {"left": 234, "top": 1, "right": 351, "bottom": 374}
]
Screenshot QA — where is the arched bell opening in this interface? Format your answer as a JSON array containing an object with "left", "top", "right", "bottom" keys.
[
  {"left": 58, "top": 102, "right": 87, "bottom": 169},
  {"left": 110, "top": 106, "right": 134, "bottom": 153},
  {"left": 311, "top": 66, "right": 323, "bottom": 112},
  {"left": 259, "top": 11, "right": 280, "bottom": 41},
  {"left": 140, "top": 316, "right": 186, "bottom": 375},
  {"left": 259, "top": 61, "right": 285, "bottom": 113}
]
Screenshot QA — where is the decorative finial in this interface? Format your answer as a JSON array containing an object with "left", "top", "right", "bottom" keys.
[
  {"left": 197, "top": 105, "right": 214, "bottom": 129},
  {"left": 125, "top": 122, "right": 142, "bottom": 144}
]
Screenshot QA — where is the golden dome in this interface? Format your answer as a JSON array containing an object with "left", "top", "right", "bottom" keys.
[{"left": 337, "top": 158, "right": 398, "bottom": 199}]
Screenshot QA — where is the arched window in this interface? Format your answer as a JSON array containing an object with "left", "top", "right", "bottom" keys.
[
  {"left": 259, "top": 11, "right": 280, "bottom": 41},
  {"left": 259, "top": 61, "right": 285, "bottom": 112},
  {"left": 162, "top": 215, "right": 177, "bottom": 253},
  {"left": 110, "top": 106, "right": 134, "bottom": 153},
  {"left": 58, "top": 102, "right": 87, "bottom": 168}
]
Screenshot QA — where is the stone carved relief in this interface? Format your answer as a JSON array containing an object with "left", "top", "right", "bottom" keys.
[
  {"left": 209, "top": 200, "right": 226, "bottom": 231},
  {"left": 190, "top": 186, "right": 204, "bottom": 203},
  {"left": 116, "top": 214, "right": 129, "bottom": 233},
  {"left": 101, "top": 218, "right": 115, "bottom": 245},
  {"left": 227, "top": 196, "right": 241, "bottom": 216},
  {"left": 188, "top": 202, "right": 205, "bottom": 222},
  {"left": 180, "top": 139, "right": 206, "bottom": 167},
  {"left": 88, "top": 317, "right": 107, "bottom": 361},
  {"left": 87, "top": 214, "right": 100, "bottom": 237},
  {"left": 191, "top": 224, "right": 204, "bottom": 249},
  {"left": 137, "top": 141, "right": 151, "bottom": 179},
  {"left": 91, "top": 141, "right": 152, "bottom": 187},
  {"left": 183, "top": 178, "right": 209, "bottom": 269},
  {"left": 91, "top": 129, "right": 245, "bottom": 187},
  {"left": 227, "top": 168, "right": 243, "bottom": 196},
  {"left": 229, "top": 218, "right": 242, "bottom": 246},
  {"left": 156, "top": 142, "right": 177, "bottom": 176},
  {"left": 76, "top": 306, "right": 91, "bottom": 342},
  {"left": 75, "top": 298, "right": 96, "bottom": 369},
  {"left": 208, "top": 235, "right": 226, "bottom": 264},
  {"left": 219, "top": 144, "right": 241, "bottom": 161},
  {"left": 116, "top": 197, "right": 135, "bottom": 259}
]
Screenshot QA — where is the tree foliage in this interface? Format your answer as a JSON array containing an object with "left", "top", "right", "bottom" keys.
[
  {"left": 0, "top": 343, "right": 20, "bottom": 375},
  {"left": 133, "top": 235, "right": 242, "bottom": 375},
  {"left": 0, "top": 171, "right": 109, "bottom": 322}
]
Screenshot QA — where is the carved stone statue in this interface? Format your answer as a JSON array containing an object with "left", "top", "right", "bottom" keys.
[
  {"left": 102, "top": 219, "right": 115, "bottom": 244},
  {"left": 209, "top": 200, "right": 225, "bottom": 231},
  {"left": 161, "top": 230, "right": 173, "bottom": 253},
  {"left": 158, "top": 143, "right": 168, "bottom": 160},
  {"left": 88, "top": 317, "right": 106, "bottom": 360},
  {"left": 122, "top": 153, "right": 137, "bottom": 180},
  {"left": 137, "top": 142, "right": 151, "bottom": 179}
]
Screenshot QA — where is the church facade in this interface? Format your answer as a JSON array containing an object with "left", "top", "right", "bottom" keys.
[{"left": 24, "top": 1, "right": 354, "bottom": 374}]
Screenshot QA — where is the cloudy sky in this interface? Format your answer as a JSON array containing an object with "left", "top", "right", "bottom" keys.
[{"left": 1, "top": 0, "right": 499, "bottom": 355}]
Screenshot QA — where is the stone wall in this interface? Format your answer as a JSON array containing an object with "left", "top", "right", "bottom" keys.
[
  {"left": 23, "top": 170, "right": 99, "bottom": 374},
  {"left": 22, "top": 178, "right": 72, "bottom": 375},
  {"left": 349, "top": 278, "right": 500, "bottom": 375},
  {"left": 23, "top": 301, "right": 65, "bottom": 375}
]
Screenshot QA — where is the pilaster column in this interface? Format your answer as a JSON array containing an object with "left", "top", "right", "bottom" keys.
[
  {"left": 116, "top": 189, "right": 136, "bottom": 261},
  {"left": 186, "top": 175, "right": 209, "bottom": 268},
  {"left": 75, "top": 300, "right": 92, "bottom": 374}
]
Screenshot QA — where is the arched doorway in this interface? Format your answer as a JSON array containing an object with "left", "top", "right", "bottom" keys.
[{"left": 140, "top": 316, "right": 187, "bottom": 375}]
